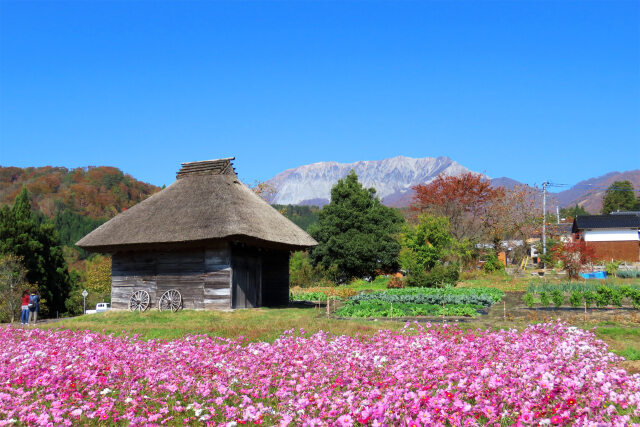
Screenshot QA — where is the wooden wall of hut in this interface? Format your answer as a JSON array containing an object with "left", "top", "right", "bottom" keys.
[
  {"left": 111, "top": 242, "right": 290, "bottom": 310},
  {"left": 111, "top": 243, "right": 231, "bottom": 310}
]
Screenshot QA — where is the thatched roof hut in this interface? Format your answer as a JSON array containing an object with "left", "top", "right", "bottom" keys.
[{"left": 77, "top": 158, "right": 317, "bottom": 310}]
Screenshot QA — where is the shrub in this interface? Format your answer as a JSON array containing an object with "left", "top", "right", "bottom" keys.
[
  {"left": 583, "top": 291, "right": 596, "bottom": 308},
  {"left": 522, "top": 293, "right": 534, "bottom": 308},
  {"left": 539, "top": 291, "right": 550, "bottom": 307},
  {"left": 424, "top": 264, "right": 459, "bottom": 287},
  {"left": 290, "top": 251, "right": 332, "bottom": 288},
  {"left": 387, "top": 276, "right": 405, "bottom": 289},
  {"left": 406, "top": 264, "right": 459, "bottom": 288},
  {"left": 609, "top": 288, "right": 624, "bottom": 307},
  {"left": 551, "top": 290, "right": 564, "bottom": 308},
  {"left": 482, "top": 252, "right": 504, "bottom": 273},
  {"left": 569, "top": 291, "right": 582, "bottom": 308},
  {"left": 605, "top": 260, "right": 621, "bottom": 276},
  {"left": 594, "top": 292, "right": 609, "bottom": 308},
  {"left": 630, "top": 289, "right": 640, "bottom": 309}
]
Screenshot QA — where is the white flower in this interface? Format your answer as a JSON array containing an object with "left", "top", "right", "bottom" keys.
[{"left": 100, "top": 388, "right": 112, "bottom": 395}]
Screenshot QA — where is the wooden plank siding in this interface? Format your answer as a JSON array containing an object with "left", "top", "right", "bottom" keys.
[
  {"left": 110, "top": 242, "right": 290, "bottom": 310},
  {"left": 111, "top": 244, "right": 232, "bottom": 310}
]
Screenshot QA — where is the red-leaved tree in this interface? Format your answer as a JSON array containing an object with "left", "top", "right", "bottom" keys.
[
  {"left": 551, "top": 240, "right": 596, "bottom": 279},
  {"left": 411, "top": 172, "right": 503, "bottom": 241}
]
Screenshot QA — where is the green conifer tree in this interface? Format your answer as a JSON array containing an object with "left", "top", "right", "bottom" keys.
[
  {"left": 601, "top": 180, "right": 637, "bottom": 214},
  {"left": 309, "top": 171, "right": 404, "bottom": 281},
  {"left": 0, "top": 188, "right": 72, "bottom": 316}
]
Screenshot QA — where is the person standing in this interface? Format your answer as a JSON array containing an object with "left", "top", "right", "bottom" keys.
[
  {"left": 20, "top": 291, "right": 30, "bottom": 325},
  {"left": 28, "top": 291, "right": 40, "bottom": 325}
]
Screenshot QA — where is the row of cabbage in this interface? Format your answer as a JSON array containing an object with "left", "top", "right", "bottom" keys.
[
  {"left": 523, "top": 284, "right": 640, "bottom": 309},
  {"left": 337, "top": 287, "right": 504, "bottom": 318}
]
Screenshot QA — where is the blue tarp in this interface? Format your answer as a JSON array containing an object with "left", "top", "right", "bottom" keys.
[{"left": 580, "top": 271, "right": 607, "bottom": 279}]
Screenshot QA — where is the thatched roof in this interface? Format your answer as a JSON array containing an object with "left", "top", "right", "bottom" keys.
[{"left": 77, "top": 159, "right": 317, "bottom": 251}]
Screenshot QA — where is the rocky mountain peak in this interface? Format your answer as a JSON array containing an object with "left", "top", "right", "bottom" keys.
[{"left": 266, "top": 156, "right": 471, "bottom": 206}]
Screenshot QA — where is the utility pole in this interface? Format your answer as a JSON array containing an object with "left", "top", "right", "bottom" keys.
[
  {"left": 542, "top": 181, "right": 548, "bottom": 256},
  {"left": 556, "top": 206, "right": 560, "bottom": 224}
]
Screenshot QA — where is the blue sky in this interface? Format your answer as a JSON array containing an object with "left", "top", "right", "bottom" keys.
[{"left": 0, "top": 1, "right": 638, "bottom": 189}]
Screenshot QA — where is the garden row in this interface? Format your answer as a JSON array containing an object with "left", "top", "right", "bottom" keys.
[
  {"left": 523, "top": 284, "right": 640, "bottom": 309},
  {"left": 291, "top": 287, "right": 504, "bottom": 318}
]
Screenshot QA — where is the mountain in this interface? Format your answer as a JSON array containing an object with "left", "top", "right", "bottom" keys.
[
  {"left": 551, "top": 170, "right": 640, "bottom": 214},
  {"left": 266, "top": 156, "right": 471, "bottom": 206},
  {"left": 489, "top": 177, "right": 524, "bottom": 190}
]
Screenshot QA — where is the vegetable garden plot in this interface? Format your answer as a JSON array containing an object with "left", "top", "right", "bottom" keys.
[
  {"left": 1, "top": 322, "right": 639, "bottom": 426},
  {"left": 336, "top": 287, "right": 504, "bottom": 318}
]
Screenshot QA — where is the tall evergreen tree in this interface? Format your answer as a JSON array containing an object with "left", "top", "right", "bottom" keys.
[
  {"left": 309, "top": 171, "right": 404, "bottom": 280},
  {"left": 12, "top": 187, "right": 32, "bottom": 220},
  {"left": 0, "top": 187, "right": 72, "bottom": 316},
  {"left": 560, "top": 204, "right": 589, "bottom": 218},
  {"left": 601, "top": 180, "right": 637, "bottom": 214}
]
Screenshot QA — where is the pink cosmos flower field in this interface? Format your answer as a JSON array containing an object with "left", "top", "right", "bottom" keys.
[{"left": 1, "top": 322, "right": 639, "bottom": 426}]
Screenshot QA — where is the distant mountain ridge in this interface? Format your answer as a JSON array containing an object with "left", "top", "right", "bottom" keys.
[
  {"left": 550, "top": 170, "right": 640, "bottom": 213},
  {"left": 265, "top": 157, "right": 639, "bottom": 212},
  {"left": 266, "top": 156, "right": 471, "bottom": 206}
]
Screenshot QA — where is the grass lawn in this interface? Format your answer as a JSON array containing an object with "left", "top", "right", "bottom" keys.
[{"left": 41, "top": 307, "right": 406, "bottom": 341}]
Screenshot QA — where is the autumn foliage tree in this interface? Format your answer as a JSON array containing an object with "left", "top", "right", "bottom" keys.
[
  {"left": 551, "top": 240, "right": 596, "bottom": 279},
  {"left": 85, "top": 255, "right": 112, "bottom": 298},
  {"left": 411, "top": 172, "right": 503, "bottom": 242},
  {"left": 483, "top": 184, "right": 540, "bottom": 254}
]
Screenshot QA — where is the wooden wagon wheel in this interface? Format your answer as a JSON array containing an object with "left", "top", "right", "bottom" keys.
[
  {"left": 158, "top": 289, "right": 182, "bottom": 312},
  {"left": 128, "top": 290, "right": 150, "bottom": 312}
]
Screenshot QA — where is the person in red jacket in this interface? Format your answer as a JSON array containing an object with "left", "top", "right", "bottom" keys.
[{"left": 21, "top": 291, "right": 30, "bottom": 325}]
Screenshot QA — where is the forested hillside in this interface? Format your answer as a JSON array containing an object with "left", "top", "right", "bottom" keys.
[
  {"left": 0, "top": 166, "right": 160, "bottom": 220},
  {"left": 272, "top": 204, "right": 320, "bottom": 231}
]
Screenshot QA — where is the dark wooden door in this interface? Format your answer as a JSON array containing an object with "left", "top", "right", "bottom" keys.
[{"left": 232, "top": 255, "right": 261, "bottom": 308}]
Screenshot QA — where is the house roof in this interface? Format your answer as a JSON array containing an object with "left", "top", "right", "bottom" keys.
[
  {"left": 572, "top": 214, "right": 640, "bottom": 233},
  {"left": 76, "top": 159, "right": 318, "bottom": 251}
]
